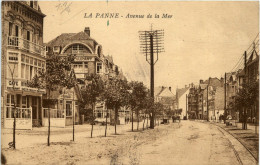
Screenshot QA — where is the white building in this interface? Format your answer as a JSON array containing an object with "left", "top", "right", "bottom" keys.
[{"left": 176, "top": 86, "right": 190, "bottom": 119}]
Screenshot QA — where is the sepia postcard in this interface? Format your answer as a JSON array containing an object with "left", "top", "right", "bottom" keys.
[{"left": 1, "top": 0, "right": 259, "bottom": 165}]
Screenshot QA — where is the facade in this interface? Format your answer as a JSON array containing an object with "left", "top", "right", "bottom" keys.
[
  {"left": 45, "top": 27, "right": 126, "bottom": 124},
  {"left": 188, "top": 78, "right": 224, "bottom": 120},
  {"left": 155, "top": 86, "right": 176, "bottom": 118},
  {"left": 246, "top": 49, "right": 259, "bottom": 123},
  {"left": 176, "top": 86, "right": 189, "bottom": 119},
  {"left": 1, "top": 1, "right": 46, "bottom": 129}
]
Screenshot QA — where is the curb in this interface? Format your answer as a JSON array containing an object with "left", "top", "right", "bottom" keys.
[{"left": 212, "top": 123, "right": 258, "bottom": 163}]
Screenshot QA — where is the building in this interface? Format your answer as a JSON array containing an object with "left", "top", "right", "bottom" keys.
[
  {"left": 176, "top": 85, "right": 189, "bottom": 119},
  {"left": 155, "top": 86, "right": 176, "bottom": 118},
  {"left": 45, "top": 27, "right": 126, "bottom": 124},
  {"left": 1, "top": 1, "right": 46, "bottom": 129},
  {"left": 188, "top": 78, "right": 224, "bottom": 120}
]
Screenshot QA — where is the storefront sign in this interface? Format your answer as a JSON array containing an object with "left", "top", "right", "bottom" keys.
[{"left": 8, "top": 80, "right": 19, "bottom": 86}]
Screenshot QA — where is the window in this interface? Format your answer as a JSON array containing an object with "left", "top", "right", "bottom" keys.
[
  {"left": 21, "top": 64, "right": 25, "bottom": 78},
  {"left": 34, "top": 59, "right": 37, "bottom": 66},
  {"left": 27, "top": 31, "right": 30, "bottom": 41},
  {"left": 66, "top": 101, "right": 72, "bottom": 117},
  {"left": 25, "top": 65, "right": 29, "bottom": 79},
  {"left": 8, "top": 53, "right": 18, "bottom": 62},
  {"left": 9, "top": 22, "right": 13, "bottom": 36},
  {"left": 96, "top": 63, "right": 102, "bottom": 73},
  {"left": 30, "top": 66, "right": 33, "bottom": 80},
  {"left": 15, "top": 25, "right": 19, "bottom": 37},
  {"left": 26, "top": 56, "right": 29, "bottom": 63},
  {"left": 72, "top": 44, "right": 84, "bottom": 53},
  {"left": 84, "top": 63, "right": 88, "bottom": 69},
  {"left": 30, "top": 1, "right": 33, "bottom": 7},
  {"left": 21, "top": 54, "right": 25, "bottom": 62}
]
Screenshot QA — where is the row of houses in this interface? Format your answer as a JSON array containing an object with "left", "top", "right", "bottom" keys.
[
  {"left": 1, "top": 1, "right": 126, "bottom": 129},
  {"left": 185, "top": 43, "right": 259, "bottom": 122}
]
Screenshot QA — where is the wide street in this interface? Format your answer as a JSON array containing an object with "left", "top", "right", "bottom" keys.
[{"left": 2, "top": 120, "right": 257, "bottom": 165}]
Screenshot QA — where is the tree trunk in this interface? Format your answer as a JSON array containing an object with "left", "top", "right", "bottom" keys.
[
  {"left": 13, "top": 104, "right": 16, "bottom": 149},
  {"left": 47, "top": 88, "right": 51, "bottom": 146},
  {"left": 115, "top": 106, "right": 118, "bottom": 135},
  {"left": 91, "top": 103, "right": 95, "bottom": 138},
  {"left": 137, "top": 112, "right": 139, "bottom": 131},
  {"left": 143, "top": 117, "right": 145, "bottom": 131},
  {"left": 105, "top": 108, "right": 108, "bottom": 137},
  {"left": 147, "top": 115, "right": 149, "bottom": 129},
  {"left": 131, "top": 109, "right": 134, "bottom": 132}
]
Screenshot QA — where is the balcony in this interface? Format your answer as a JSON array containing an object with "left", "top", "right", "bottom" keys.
[{"left": 8, "top": 36, "right": 46, "bottom": 57}]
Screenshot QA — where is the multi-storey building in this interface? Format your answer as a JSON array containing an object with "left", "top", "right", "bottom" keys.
[
  {"left": 188, "top": 78, "right": 224, "bottom": 120},
  {"left": 1, "top": 1, "right": 46, "bottom": 129},
  {"left": 45, "top": 27, "right": 126, "bottom": 124}
]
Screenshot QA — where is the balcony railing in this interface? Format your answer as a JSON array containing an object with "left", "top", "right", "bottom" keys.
[
  {"left": 5, "top": 106, "right": 32, "bottom": 119},
  {"left": 8, "top": 36, "right": 46, "bottom": 57}
]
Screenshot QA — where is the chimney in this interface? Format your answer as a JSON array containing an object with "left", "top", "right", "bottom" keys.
[
  {"left": 84, "top": 27, "right": 90, "bottom": 36},
  {"left": 169, "top": 86, "right": 171, "bottom": 91}
]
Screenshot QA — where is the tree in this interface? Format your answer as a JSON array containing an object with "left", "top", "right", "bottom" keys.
[
  {"left": 28, "top": 54, "right": 75, "bottom": 146},
  {"left": 81, "top": 74, "right": 104, "bottom": 138},
  {"left": 153, "top": 102, "right": 164, "bottom": 125},
  {"left": 128, "top": 81, "right": 147, "bottom": 131},
  {"left": 102, "top": 77, "right": 129, "bottom": 135},
  {"left": 6, "top": 60, "right": 18, "bottom": 149},
  {"left": 143, "top": 94, "right": 154, "bottom": 129},
  {"left": 234, "top": 81, "right": 259, "bottom": 130}
]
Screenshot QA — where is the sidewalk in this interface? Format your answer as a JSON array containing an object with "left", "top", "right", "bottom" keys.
[
  {"left": 213, "top": 121, "right": 259, "bottom": 162},
  {"left": 1, "top": 121, "right": 151, "bottom": 149}
]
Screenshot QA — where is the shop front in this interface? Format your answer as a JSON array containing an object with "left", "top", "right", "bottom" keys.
[{"left": 4, "top": 87, "right": 45, "bottom": 129}]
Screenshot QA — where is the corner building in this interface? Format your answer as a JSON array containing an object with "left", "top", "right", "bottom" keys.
[{"left": 1, "top": 1, "right": 46, "bottom": 129}]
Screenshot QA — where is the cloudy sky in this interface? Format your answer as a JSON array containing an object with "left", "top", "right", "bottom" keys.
[{"left": 39, "top": 1, "right": 259, "bottom": 91}]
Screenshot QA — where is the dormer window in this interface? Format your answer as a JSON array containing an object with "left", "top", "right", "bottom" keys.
[
  {"left": 72, "top": 44, "right": 84, "bottom": 54},
  {"left": 53, "top": 46, "right": 61, "bottom": 53}
]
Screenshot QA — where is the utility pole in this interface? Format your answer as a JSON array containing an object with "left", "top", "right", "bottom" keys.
[
  {"left": 202, "top": 93, "right": 204, "bottom": 120},
  {"left": 139, "top": 27, "right": 164, "bottom": 129},
  {"left": 186, "top": 94, "right": 188, "bottom": 120},
  {"left": 73, "top": 91, "right": 75, "bottom": 141},
  {"left": 207, "top": 85, "right": 209, "bottom": 121},
  {"left": 224, "top": 72, "right": 226, "bottom": 124},
  {"left": 243, "top": 51, "right": 247, "bottom": 129}
]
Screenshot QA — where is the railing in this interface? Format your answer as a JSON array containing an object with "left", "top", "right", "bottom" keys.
[
  {"left": 5, "top": 106, "right": 32, "bottom": 119},
  {"left": 8, "top": 36, "right": 46, "bottom": 57},
  {"left": 43, "top": 108, "right": 65, "bottom": 118}
]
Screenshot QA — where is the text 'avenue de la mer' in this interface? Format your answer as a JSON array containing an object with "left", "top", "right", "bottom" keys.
[{"left": 84, "top": 13, "right": 173, "bottom": 19}]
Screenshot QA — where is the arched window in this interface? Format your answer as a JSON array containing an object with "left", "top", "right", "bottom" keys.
[{"left": 64, "top": 44, "right": 92, "bottom": 54}]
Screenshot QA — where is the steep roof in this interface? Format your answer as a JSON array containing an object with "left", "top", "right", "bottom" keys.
[
  {"left": 176, "top": 87, "right": 189, "bottom": 98},
  {"left": 45, "top": 31, "right": 98, "bottom": 50},
  {"left": 155, "top": 86, "right": 175, "bottom": 97}
]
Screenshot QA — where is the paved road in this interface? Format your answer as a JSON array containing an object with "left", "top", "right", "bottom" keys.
[{"left": 138, "top": 121, "right": 257, "bottom": 165}]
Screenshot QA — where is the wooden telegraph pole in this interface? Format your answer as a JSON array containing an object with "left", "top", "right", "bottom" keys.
[
  {"left": 186, "top": 94, "right": 188, "bottom": 119},
  {"left": 207, "top": 85, "right": 209, "bottom": 121},
  {"left": 224, "top": 72, "right": 226, "bottom": 124},
  {"left": 139, "top": 27, "right": 164, "bottom": 129}
]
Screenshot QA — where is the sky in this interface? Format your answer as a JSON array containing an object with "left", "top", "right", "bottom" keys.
[{"left": 39, "top": 1, "right": 259, "bottom": 92}]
